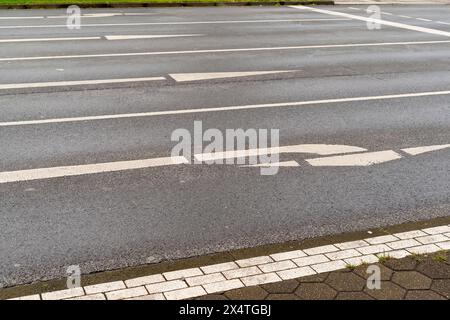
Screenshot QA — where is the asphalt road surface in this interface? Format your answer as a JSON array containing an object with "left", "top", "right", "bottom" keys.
[{"left": 0, "top": 5, "right": 449, "bottom": 287}]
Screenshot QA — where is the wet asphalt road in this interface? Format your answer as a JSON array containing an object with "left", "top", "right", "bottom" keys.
[{"left": 0, "top": 5, "right": 449, "bottom": 287}]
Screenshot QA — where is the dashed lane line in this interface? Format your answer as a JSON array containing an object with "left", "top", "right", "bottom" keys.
[
  {"left": 2, "top": 39, "right": 450, "bottom": 62},
  {"left": 1, "top": 89, "right": 450, "bottom": 127},
  {"left": 292, "top": 6, "right": 450, "bottom": 37}
]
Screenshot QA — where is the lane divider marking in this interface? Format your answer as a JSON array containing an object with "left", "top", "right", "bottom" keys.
[
  {"left": 2, "top": 39, "right": 450, "bottom": 62},
  {"left": 1, "top": 89, "right": 450, "bottom": 127},
  {"left": 0, "top": 156, "right": 188, "bottom": 184},
  {"left": 0, "top": 77, "right": 165, "bottom": 90},
  {"left": 0, "top": 18, "right": 351, "bottom": 29},
  {"left": 0, "top": 34, "right": 202, "bottom": 44}
]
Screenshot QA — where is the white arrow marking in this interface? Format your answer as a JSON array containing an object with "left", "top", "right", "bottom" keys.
[
  {"left": 243, "top": 160, "right": 300, "bottom": 168},
  {"left": 0, "top": 156, "right": 188, "bottom": 184},
  {"left": 306, "top": 151, "right": 402, "bottom": 167},
  {"left": 169, "top": 70, "right": 298, "bottom": 82},
  {"left": 402, "top": 144, "right": 450, "bottom": 155},
  {"left": 104, "top": 34, "right": 203, "bottom": 41},
  {"left": 195, "top": 144, "right": 366, "bottom": 162},
  {"left": 0, "top": 77, "right": 165, "bottom": 90}
]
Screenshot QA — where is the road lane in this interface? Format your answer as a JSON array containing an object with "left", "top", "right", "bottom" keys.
[{"left": 0, "top": 5, "right": 449, "bottom": 287}]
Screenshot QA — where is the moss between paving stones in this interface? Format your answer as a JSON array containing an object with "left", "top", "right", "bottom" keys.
[
  {"left": 0, "top": 0, "right": 333, "bottom": 9},
  {"left": 1, "top": 216, "right": 450, "bottom": 300}
]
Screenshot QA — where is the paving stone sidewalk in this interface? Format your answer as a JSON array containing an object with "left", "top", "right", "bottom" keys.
[{"left": 197, "top": 251, "right": 450, "bottom": 300}]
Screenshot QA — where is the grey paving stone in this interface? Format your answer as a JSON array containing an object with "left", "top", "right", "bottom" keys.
[{"left": 295, "top": 283, "right": 337, "bottom": 300}]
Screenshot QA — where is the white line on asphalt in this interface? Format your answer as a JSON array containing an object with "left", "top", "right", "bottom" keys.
[
  {"left": 437, "top": 21, "right": 450, "bottom": 25},
  {"left": 0, "top": 16, "right": 44, "bottom": 20},
  {"left": 0, "top": 18, "right": 351, "bottom": 29},
  {"left": 0, "top": 34, "right": 203, "bottom": 44},
  {"left": 0, "top": 77, "right": 165, "bottom": 90},
  {"left": 398, "top": 15, "right": 412, "bottom": 19},
  {"left": 195, "top": 144, "right": 366, "bottom": 162},
  {"left": 0, "top": 156, "right": 188, "bottom": 184},
  {"left": 416, "top": 18, "right": 433, "bottom": 22},
  {"left": 169, "top": 70, "right": 298, "bottom": 82},
  {"left": 306, "top": 150, "right": 402, "bottom": 166},
  {"left": 104, "top": 34, "right": 202, "bottom": 40},
  {"left": 401, "top": 144, "right": 450, "bottom": 155},
  {"left": 290, "top": 5, "right": 450, "bottom": 37},
  {"left": 2, "top": 39, "right": 450, "bottom": 62},
  {"left": 3, "top": 89, "right": 450, "bottom": 127},
  {"left": 0, "top": 13, "right": 157, "bottom": 20},
  {"left": 0, "top": 36, "right": 101, "bottom": 43},
  {"left": 243, "top": 160, "right": 300, "bottom": 168}
]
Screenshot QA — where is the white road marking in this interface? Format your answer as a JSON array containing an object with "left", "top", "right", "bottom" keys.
[
  {"left": 169, "top": 70, "right": 298, "bottom": 82},
  {"left": 2, "top": 39, "right": 450, "bottom": 62},
  {"left": 0, "top": 34, "right": 202, "bottom": 44},
  {"left": 306, "top": 150, "right": 402, "bottom": 166},
  {"left": 290, "top": 5, "right": 450, "bottom": 37},
  {"left": 2, "top": 89, "right": 450, "bottom": 127},
  {"left": 0, "top": 156, "right": 188, "bottom": 184},
  {"left": 0, "top": 16, "right": 44, "bottom": 20},
  {"left": 243, "top": 160, "right": 300, "bottom": 168},
  {"left": 195, "top": 144, "right": 367, "bottom": 162},
  {"left": 416, "top": 18, "right": 433, "bottom": 22},
  {"left": 0, "top": 18, "right": 350, "bottom": 29},
  {"left": 398, "top": 15, "right": 412, "bottom": 19},
  {"left": 0, "top": 77, "right": 165, "bottom": 90},
  {"left": 104, "top": 34, "right": 203, "bottom": 40},
  {"left": 401, "top": 144, "right": 450, "bottom": 155},
  {"left": 381, "top": 12, "right": 394, "bottom": 16},
  {"left": 437, "top": 21, "right": 450, "bottom": 25},
  {"left": 0, "top": 36, "right": 101, "bottom": 43}
]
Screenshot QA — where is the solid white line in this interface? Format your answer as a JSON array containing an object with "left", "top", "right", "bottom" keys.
[
  {"left": 3, "top": 90, "right": 450, "bottom": 127},
  {"left": 416, "top": 18, "right": 433, "bottom": 22},
  {"left": 290, "top": 5, "right": 450, "bottom": 37},
  {"left": 169, "top": 70, "right": 298, "bottom": 82},
  {"left": 0, "top": 156, "right": 188, "bottom": 184},
  {"left": 402, "top": 144, "right": 450, "bottom": 155},
  {"left": 0, "top": 18, "right": 350, "bottom": 29},
  {"left": 0, "top": 34, "right": 202, "bottom": 43},
  {"left": 0, "top": 36, "right": 101, "bottom": 43},
  {"left": 437, "top": 21, "right": 450, "bottom": 26},
  {"left": 0, "top": 77, "right": 165, "bottom": 90},
  {"left": 104, "top": 34, "right": 203, "bottom": 40},
  {"left": 2, "top": 39, "right": 450, "bottom": 62},
  {"left": 0, "top": 16, "right": 44, "bottom": 20},
  {"left": 306, "top": 150, "right": 402, "bottom": 166}
]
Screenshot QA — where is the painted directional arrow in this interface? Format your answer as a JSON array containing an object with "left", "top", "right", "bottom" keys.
[{"left": 0, "top": 144, "right": 448, "bottom": 184}]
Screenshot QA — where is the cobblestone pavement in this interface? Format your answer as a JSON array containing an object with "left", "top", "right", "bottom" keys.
[{"left": 197, "top": 251, "right": 450, "bottom": 300}]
